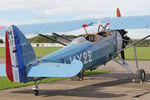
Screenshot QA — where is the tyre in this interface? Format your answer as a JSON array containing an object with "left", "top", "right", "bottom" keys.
[
  {"left": 137, "top": 69, "right": 145, "bottom": 81},
  {"left": 34, "top": 90, "right": 39, "bottom": 96},
  {"left": 71, "top": 72, "right": 84, "bottom": 81}
]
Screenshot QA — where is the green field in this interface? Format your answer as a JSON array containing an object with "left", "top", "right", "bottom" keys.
[
  {"left": 0, "top": 47, "right": 150, "bottom": 60},
  {"left": 0, "top": 47, "right": 111, "bottom": 90},
  {"left": 124, "top": 47, "right": 150, "bottom": 60},
  {"left": 0, "top": 47, "right": 62, "bottom": 58},
  {"left": 0, "top": 70, "right": 110, "bottom": 90},
  {"left": 33, "top": 47, "right": 62, "bottom": 58},
  {"left": 0, "top": 46, "right": 149, "bottom": 90}
]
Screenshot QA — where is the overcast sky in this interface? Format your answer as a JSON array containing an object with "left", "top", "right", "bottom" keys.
[
  {"left": 0, "top": 0, "right": 150, "bottom": 39},
  {"left": 0, "top": 0, "right": 150, "bottom": 25}
]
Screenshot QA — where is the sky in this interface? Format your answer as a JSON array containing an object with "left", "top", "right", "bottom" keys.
[
  {"left": 0, "top": 0, "right": 150, "bottom": 39},
  {"left": 0, "top": 0, "right": 150, "bottom": 25}
]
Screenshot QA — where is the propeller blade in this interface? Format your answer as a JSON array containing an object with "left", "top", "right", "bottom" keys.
[
  {"left": 120, "top": 50, "right": 125, "bottom": 60},
  {"left": 121, "top": 41, "right": 126, "bottom": 60}
]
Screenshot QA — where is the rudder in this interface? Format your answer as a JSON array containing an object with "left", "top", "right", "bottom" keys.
[{"left": 5, "top": 25, "right": 37, "bottom": 83}]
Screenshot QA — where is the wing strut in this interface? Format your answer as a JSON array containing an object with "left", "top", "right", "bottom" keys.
[
  {"left": 52, "top": 33, "right": 72, "bottom": 42},
  {"left": 38, "top": 34, "right": 67, "bottom": 46},
  {"left": 112, "top": 34, "right": 150, "bottom": 74}
]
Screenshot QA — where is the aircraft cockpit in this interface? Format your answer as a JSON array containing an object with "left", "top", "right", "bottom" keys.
[
  {"left": 85, "top": 31, "right": 109, "bottom": 42},
  {"left": 83, "top": 22, "right": 110, "bottom": 42},
  {"left": 97, "top": 31, "right": 108, "bottom": 37},
  {"left": 85, "top": 34, "right": 97, "bottom": 42}
]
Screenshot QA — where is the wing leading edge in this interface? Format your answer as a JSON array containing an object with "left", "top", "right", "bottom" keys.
[{"left": 26, "top": 59, "right": 83, "bottom": 77}]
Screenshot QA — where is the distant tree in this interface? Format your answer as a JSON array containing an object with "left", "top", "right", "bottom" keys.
[
  {"left": 0, "top": 39, "right": 4, "bottom": 43},
  {"left": 28, "top": 35, "right": 59, "bottom": 43},
  {"left": 28, "top": 35, "right": 150, "bottom": 46},
  {"left": 28, "top": 34, "right": 82, "bottom": 43},
  {"left": 129, "top": 39, "right": 150, "bottom": 47}
]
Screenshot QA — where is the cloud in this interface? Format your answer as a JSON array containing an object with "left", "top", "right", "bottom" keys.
[
  {"left": 0, "top": 0, "right": 150, "bottom": 25},
  {"left": 0, "top": 18, "right": 15, "bottom": 25},
  {"left": 0, "top": 0, "right": 150, "bottom": 17},
  {"left": 33, "top": 16, "right": 48, "bottom": 20}
]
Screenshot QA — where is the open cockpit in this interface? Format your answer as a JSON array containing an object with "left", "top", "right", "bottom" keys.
[
  {"left": 85, "top": 31, "right": 109, "bottom": 42},
  {"left": 71, "top": 23, "right": 111, "bottom": 44}
]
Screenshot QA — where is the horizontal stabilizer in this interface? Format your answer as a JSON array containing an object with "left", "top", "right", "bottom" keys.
[
  {"left": 26, "top": 59, "right": 83, "bottom": 77},
  {"left": 102, "top": 15, "right": 150, "bottom": 29},
  {"left": 0, "top": 64, "right": 6, "bottom": 76}
]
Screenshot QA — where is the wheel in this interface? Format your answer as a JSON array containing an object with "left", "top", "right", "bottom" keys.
[
  {"left": 71, "top": 75, "right": 79, "bottom": 81},
  {"left": 71, "top": 72, "right": 84, "bottom": 81},
  {"left": 33, "top": 90, "right": 39, "bottom": 96},
  {"left": 137, "top": 69, "right": 146, "bottom": 82},
  {"left": 78, "top": 72, "right": 84, "bottom": 81}
]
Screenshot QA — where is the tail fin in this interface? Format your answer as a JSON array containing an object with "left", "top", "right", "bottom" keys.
[
  {"left": 117, "top": 8, "right": 121, "bottom": 17},
  {"left": 5, "top": 25, "right": 37, "bottom": 83}
]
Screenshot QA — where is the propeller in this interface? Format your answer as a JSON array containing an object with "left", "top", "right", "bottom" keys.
[
  {"left": 116, "top": 8, "right": 130, "bottom": 60},
  {"left": 118, "top": 30, "right": 130, "bottom": 60}
]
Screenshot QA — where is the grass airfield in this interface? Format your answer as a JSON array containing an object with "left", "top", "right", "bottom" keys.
[
  {"left": 0, "top": 47, "right": 150, "bottom": 60},
  {"left": 0, "top": 70, "right": 110, "bottom": 90},
  {"left": 0, "top": 47, "right": 149, "bottom": 90}
]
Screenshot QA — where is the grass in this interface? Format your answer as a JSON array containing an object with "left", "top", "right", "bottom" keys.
[
  {"left": 0, "top": 47, "right": 62, "bottom": 58},
  {"left": 0, "top": 47, "right": 149, "bottom": 89},
  {"left": 0, "top": 47, "right": 150, "bottom": 60},
  {"left": 0, "top": 70, "right": 110, "bottom": 90},
  {"left": 33, "top": 47, "right": 62, "bottom": 58},
  {"left": 0, "top": 47, "right": 5, "bottom": 58},
  {"left": 124, "top": 47, "right": 150, "bottom": 60},
  {"left": 0, "top": 47, "right": 110, "bottom": 90}
]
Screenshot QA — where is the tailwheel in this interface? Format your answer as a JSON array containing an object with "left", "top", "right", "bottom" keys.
[
  {"left": 33, "top": 90, "right": 39, "bottom": 96},
  {"left": 132, "top": 69, "right": 146, "bottom": 83},
  {"left": 32, "top": 80, "right": 40, "bottom": 96},
  {"left": 71, "top": 71, "right": 84, "bottom": 81}
]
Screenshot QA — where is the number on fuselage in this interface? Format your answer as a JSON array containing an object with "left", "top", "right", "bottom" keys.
[{"left": 69, "top": 51, "right": 92, "bottom": 64}]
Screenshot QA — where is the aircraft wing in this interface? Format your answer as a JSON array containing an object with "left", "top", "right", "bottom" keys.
[
  {"left": 26, "top": 59, "right": 83, "bottom": 77},
  {"left": 101, "top": 15, "right": 150, "bottom": 30},
  {"left": 1, "top": 15, "right": 150, "bottom": 36},
  {"left": 17, "top": 19, "right": 98, "bottom": 34},
  {"left": 0, "top": 64, "right": 6, "bottom": 76},
  {"left": 14, "top": 15, "right": 150, "bottom": 33},
  {"left": 0, "top": 19, "right": 98, "bottom": 36}
]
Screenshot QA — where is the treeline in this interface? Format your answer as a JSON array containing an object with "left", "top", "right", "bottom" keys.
[
  {"left": 130, "top": 39, "right": 150, "bottom": 47},
  {"left": 0, "top": 39, "right": 4, "bottom": 43},
  {"left": 28, "top": 35, "right": 150, "bottom": 47},
  {"left": 28, "top": 34, "right": 84, "bottom": 43},
  {"left": 1, "top": 35, "right": 150, "bottom": 47}
]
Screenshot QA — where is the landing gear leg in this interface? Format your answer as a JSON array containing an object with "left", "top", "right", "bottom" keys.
[
  {"left": 112, "top": 53, "right": 146, "bottom": 83},
  {"left": 32, "top": 80, "right": 40, "bottom": 96},
  {"left": 132, "top": 45, "right": 146, "bottom": 83},
  {"left": 71, "top": 70, "right": 84, "bottom": 81}
]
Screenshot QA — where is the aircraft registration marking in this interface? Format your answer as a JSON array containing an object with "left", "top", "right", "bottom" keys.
[{"left": 69, "top": 51, "right": 92, "bottom": 64}]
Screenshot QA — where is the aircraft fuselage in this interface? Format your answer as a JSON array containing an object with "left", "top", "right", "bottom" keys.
[{"left": 40, "top": 30, "right": 122, "bottom": 71}]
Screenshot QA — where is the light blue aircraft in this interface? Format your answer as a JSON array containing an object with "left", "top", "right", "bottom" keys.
[{"left": 0, "top": 8, "right": 150, "bottom": 96}]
